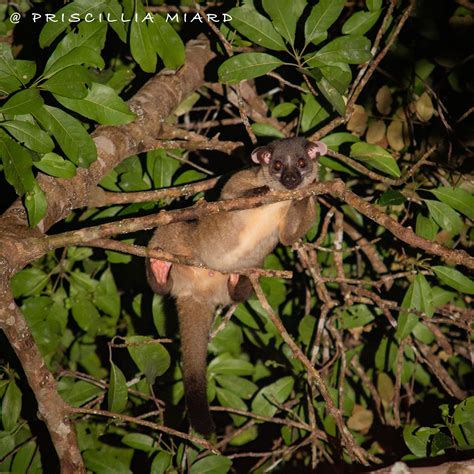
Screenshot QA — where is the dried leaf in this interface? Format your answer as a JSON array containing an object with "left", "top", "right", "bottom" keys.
[
  {"left": 366, "top": 120, "right": 386, "bottom": 144},
  {"left": 416, "top": 92, "right": 434, "bottom": 122},
  {"left": 387, "top": 120, "right": 407, "bottom": 151},
  {"left": 347, "top": 104, "right": 368, "bottom": 136},
  {"left": 377, "top": 372, "right": 394, "bottom": 405},
  {"left": 348, "top": 405, "right": 373, "bottom": 434},
  {"left": 376, "top": 85, "right": 392, "bottom": 115}
]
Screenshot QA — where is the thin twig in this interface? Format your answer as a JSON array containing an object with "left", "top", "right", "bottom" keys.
[{"left": 70, "top": 407, "right": 218, "bottom": 452}]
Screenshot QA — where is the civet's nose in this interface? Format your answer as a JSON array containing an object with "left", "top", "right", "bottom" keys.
[{"left": 281, "top": 172, "right": 301, "bottom": 189}]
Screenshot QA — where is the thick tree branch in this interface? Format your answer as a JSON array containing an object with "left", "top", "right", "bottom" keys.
[
  {"left": 80, "top": 238, "right": 292, "bottom": 279},
  {"left": 88, "top": 176, "right": 220, "bottom": 208},
  {"left": 0, "top": 284, "right": 84, "bottom": 473},
  {"left": 29, "top": 180, "right": 474, "bottom": 272}
]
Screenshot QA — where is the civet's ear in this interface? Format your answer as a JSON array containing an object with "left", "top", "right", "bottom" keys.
[
  {"left": 305, "top": 141, "right": 328, "bottom": 160},
  {"left": 251, "top": 146, "right": 273, "bottom": 165}
]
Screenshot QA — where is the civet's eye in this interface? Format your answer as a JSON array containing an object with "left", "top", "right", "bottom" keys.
[
  {"left": 273, "top": 160, "right": 283, "bottom": 171},
  {"left": 297, "top": 158, "right": 306, "bottom": 168}
]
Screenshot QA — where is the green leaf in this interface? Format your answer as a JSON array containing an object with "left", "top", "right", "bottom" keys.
[
  {"left": 44, "top": 46, "right": 105, "bottom": 77},
  {"left": 350, "top": 142, "right": 401, "bottom": 177},
  {"left": 429, "top": 186, "right": 474, "bottom": 220},
  {"left": 41, "top": 65, "right": 90, "bottom": 99},
  {"left": 0, "top": 45, "right": 36, "bottom": 93},
  {"left": 106, "top": 66, "right": 136, "bottom": 94},
  {"left": 432, "top": 286, "right": 456, "bottom": 307},
  {"left": 122, "top": 433, "right": 157, "bottom": 452},
  {"left": 317, "top": 76, "right": 346, "bottom": 115},
  {"left": 431, "top": 431, "right": 454, "bottom": 456},
  {"left": 0, "top": 120, "right": 54, "bottom": 153},
  {"left": 0, "top": 130, "right": 35, "bottom": 194},
  {"left": 150, "top": 14, "right": 185, "bottom": 70},
  {"left": 215, "top": 375, "right": 258, "bottom": 400},
  {"left": 190, "top": 455, "right": 232, "bottom": 474},
  {"left": 208, "top": 355, "right": 254, "bottom": 376},
  {"left": 301, "top": 93, "right": 329, "bottom": 132},
  {"left": 11, "top": 441, "right": 36, "bottom": 474},
  {"left": 216, "top": 388, "right": 247, "bottom": 426},
  {"left": 7, "top": 59, "right": 35, "bottom": 84},
  {"left": 0, "top": 72, "right": 22, "bottom": 96},
  {"left": 60, "top": 380, "right": 102, "bottom": 407},
  {"left": 0, "top": 433, "right": 15, "bottom": 461},
  {"left": 453, "top": 397, "right": 474, "bottom": 425},
  {"left": 218, "top": 53, "right": 283, "bottom": 84},
  {"left": 367, "top": 0, "right": 382, "bottom": 11},
  {"left": 415, "top": 214, "right": 438, "bottom": 241},
  {"left": 209, "top": 321, "right": 242, "bottom": 356},
  {"left": 229, "top": 425, "right": 259, "bottom": 446},
  {"left": 24, "top": 181, "right": 47, "bottom": 228},
  {"left": 425, "top": 200, "right": 463, "bottom": 235},
  {"left": 340, "top": 304, "right": 375, "bottom": 329},
  {"left": 412, "top": 322, "right": 435, "bottom": 344},
  {"left": 298, "top": 314, "right": 317, "bottom": 346},
  {"left": 127, "top": 336, "right": 171, "bottom": 384},
  {"left": 39, "top": 0, "right": 108, "bottom": 48},
  {"left": 228, "top": 5, "right": 286, "bottom": 51},
  {"left": 34, "top": 152, "right": 77, "bottom": 178},
  {"left": 83, "top": 449, "right": 132, "bottom": 474},
  {"left": 306, "top": 35, "right": 371, "bottom": 67},
  {"left": 130, "top": 10, "right": 156, "bottom": 73},
  {"left": 305, "top": 0, "right": 346, "bottom": 45},
  {"left": 319, "top": 62, "right": 352, "bottom": 94},
  {"left": 106, "top": 0, "right": 127, "bottom": 43},
  {"left": 0, "top": 88, "right": 43, "bottom": 115},
  {"left": 262, "top": 0, "right": 306, "bottom": 46},
  {"left": 71, "top": 297, "right": 101, "bottom": 334},
  {"left": 379, "top": 190, "right": 406, "bottom": 206},
  {"left": 70, "top": 270, "right": 99, "bottom": 292},
  {"left": 251, "top": 376, "right": 294, "bottom": 417},
  {"left": 342, "top": 10, "right": 381, "bottom": 36},
  {"left": 251, "top": 123, "right": 285, "bottom": 138},
  {"left": 2, "top": 381, "right": 22, "bottom": 431},
  {"left": 45, "top": 20, "right": 107, "bottom": 73},
  {"left": 151, "top": 452, "right": 172, "bottom": 474},
  {"left": 271, "top": 102, "right": 297, "bottom": 118},
  {"left": 147, "top": 149, "right": 180, "bottom": 189},
  {"left": 118, "top": 155, "right": 149, "bottom": 192},
  {"left": 11, "top": 268, "right": 48, "bottom": 298},
  {"left": 94, "top": 268, "right": 121, "bottom": 318},
  {"left": 432, "top": 266, "right": 474, "bottom": 294},
  {"left": 33, "top": 105, "right": 97, "bottom": 167},
  {"left": 322, "top": 132, "right": 360, "bottom": 148},
  {"left": 404, "top": 426, "right": 438, "bottom": 458},
  {"left": 55, "top": 82, "right": 135, "bottom": 125},
  {"left": 108, "top": 362, "right": 128, "bottom": 413},
  {"left": 22, "top": 297, "right": 65, "bottom": 356},
  {"left": 396, "top": 274, "right": 433, "bottom": 341},
  {"left": 174, "top": 92, "right": 199, "bottom": 117}
]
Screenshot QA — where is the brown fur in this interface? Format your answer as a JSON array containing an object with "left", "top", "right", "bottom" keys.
[{"left": 146, "top": 138, "right": 326, "bottom": 436}]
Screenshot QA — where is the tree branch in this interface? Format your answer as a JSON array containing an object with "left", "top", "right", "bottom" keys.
[{"left": 34, "top": 180, "right": 474, "bottom": 272}]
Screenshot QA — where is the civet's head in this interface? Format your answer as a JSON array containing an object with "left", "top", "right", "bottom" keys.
[{"left": 251, "top": 137, "right": 327, "bottom": 190}]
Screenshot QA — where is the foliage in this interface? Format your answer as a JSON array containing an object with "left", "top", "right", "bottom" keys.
[
  {"left": 403, "top": 396, "right": 474, "bottom": 459},
  {"left": 0, "top": 0, "right": 473, "bottom": 472}
]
